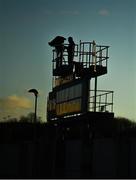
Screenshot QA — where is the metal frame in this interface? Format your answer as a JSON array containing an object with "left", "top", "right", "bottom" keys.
[
  {"left": 89, "top": 90, "right": 114, "bottom": 113},
  {"left": 47, "top": 39, "right": 114, "bottom": 121},
  {"left": 79, "top": 41, "right": 109, "bottom": 69}
]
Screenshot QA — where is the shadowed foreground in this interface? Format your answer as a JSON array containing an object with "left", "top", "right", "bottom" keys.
[{"left": 0, "top": 113, "right": 136, "bottom": 178}]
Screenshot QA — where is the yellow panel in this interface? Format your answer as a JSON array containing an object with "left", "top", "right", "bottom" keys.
[{"left": 56, "top": 100, "right": 81, "bottom": 116}]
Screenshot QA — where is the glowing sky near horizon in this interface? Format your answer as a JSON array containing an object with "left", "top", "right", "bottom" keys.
[{"left": 1, "top": 0, "right": 136, "bottom": 121}]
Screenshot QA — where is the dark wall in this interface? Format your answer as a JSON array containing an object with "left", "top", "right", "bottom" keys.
[{"left": 0, "top": 115, "right": 136, "bottom": 178}]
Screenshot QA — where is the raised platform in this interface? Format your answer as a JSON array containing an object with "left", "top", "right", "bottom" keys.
[
  {"left": 75, "top": 65, "right": 107, "bottom": 78},
  {"left": 48, "top": 111, "right": 114, "bottom": 124},
  {"left": 53, "top": 64, "right": 107, "bottom": 78},
  {"left": 53, "top": 65, "right": 73, "bottom": 77}
]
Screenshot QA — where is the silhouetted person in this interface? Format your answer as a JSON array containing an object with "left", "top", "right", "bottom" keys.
[
  {"left": 55, "top": 44, "right": 64, "bottom": 68},
  {"left": 48, "top": 36, "right": 66, "bottom": 68},
  {"left": 66, "top": 37, "right": 75, "bottom": 67}
]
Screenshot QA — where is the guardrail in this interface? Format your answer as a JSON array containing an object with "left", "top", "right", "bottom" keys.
[{"left": 89, "top": 90, "right": 114, "bottom": 113}]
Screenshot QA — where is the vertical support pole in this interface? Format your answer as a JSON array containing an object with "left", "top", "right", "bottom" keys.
[
  {"left": 79, "top": 40, "right": 81, "bottom": 62},
  {"left": 82, "top": 78, "right": 90, "bottom": 113},
  {"left": 111, "top": 91, "right": 113, "bottom": 112},
  {"left": 89, "top": 42, "right": 91, "bottom": 65},
  {"left": 92, "top": 40, "right": 96, "bottom": 72},
  {"left": 83, "top": 42, "right": 84, "bottom": 66},
  {"left": 105, "top": 93, "right": 108, "bottom": 111},
  {"left": 28, "top": 89, "right": 38, "bottom": 123},
  {"left": 99, "top": 46, "right": 102, "bottom": 66},
  {"left": 99, "top": 95, "right": 101, "bottom": 111},
  {"left": 94, "top": 76, "right": 97, "bottom": 112},
  {"left": 106, "top": 46, "right": 109, "bottom": 67},
  {"left": 34, "top": 95, "right": 37, "bottom": 123},
  {"left": 87, "top": 79, "right": 90, "bottom": 113}
]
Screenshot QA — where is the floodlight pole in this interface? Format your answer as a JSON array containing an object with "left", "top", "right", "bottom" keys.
[
  {"left": 34, "top": 94, "right": 38, "bottom": 123},
  {"left": 28, "top": 89, "right": 38, "bottom": 123}
]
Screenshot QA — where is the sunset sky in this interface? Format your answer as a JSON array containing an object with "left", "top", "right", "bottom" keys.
[{"left": 1, "top": 0, "right": 136, "bottom": 122}]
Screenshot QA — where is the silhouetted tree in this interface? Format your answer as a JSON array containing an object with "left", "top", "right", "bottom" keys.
[
  {"left": 19, "top": 112, "right": 42, "bottom": 123},
  {"left": 114, "top": 117, "right": 136, "bottom": 132},
  {"left": 1, "top": 113, "right": 42, "bottom": 123},
  {"left": 3, "top": 117, "right": 18, "bottom": 123}
]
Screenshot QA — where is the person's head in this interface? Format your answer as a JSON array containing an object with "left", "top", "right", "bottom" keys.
[{"left": 68, "top": 37, "right": 74, "bottom": 43}]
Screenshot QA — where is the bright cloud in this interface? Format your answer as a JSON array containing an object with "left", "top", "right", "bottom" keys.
[
  {"left": 0, "top": 95, "right": 32, "bottom": 109},
  {"left": 0, "top": 95, "right": 32, "bottom": 120},
  {"left": 98, "top": 9, "right": 110, "bottom": 16}
]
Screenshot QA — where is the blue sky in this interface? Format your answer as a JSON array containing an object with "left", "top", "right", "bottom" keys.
[{"left": 1, "top": 0, "right": 136, "bottom": 121}]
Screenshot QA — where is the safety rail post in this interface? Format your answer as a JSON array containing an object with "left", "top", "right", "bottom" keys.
[
  {"left": 111, "top": 91, "right": 114, "bottom": 112},
  {"left": 105, "top": 93, "right": 107, "bottom": 111},
  {"left": 99, "top": 46, "right": 102, "bottom": 66},
  {"left": 79, "top": 40, "right": 81, "bottom": 63},
  {"left": 89, "top": 42, "right": 91, "bottom": 66},
  {"left": 99, "top": 94, "right": 101, "bottom": 111},
  {"left": 94, "top": 76, "right": 97, "bottom": 112}
]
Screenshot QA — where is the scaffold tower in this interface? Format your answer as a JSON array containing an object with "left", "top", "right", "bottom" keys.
[{"left": 47, "top": 37, "right": 114, "bottom": 121}]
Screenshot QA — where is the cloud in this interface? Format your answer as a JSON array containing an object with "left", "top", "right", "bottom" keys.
[
  {"left": 98, "top": 9, "right": 110, "bottom": 16},
  {"left": 0, "top": 95, "right": 32, "bottom": 120},
  {"left": 0, "top": 95, "right": 32, "bottom": 110}
]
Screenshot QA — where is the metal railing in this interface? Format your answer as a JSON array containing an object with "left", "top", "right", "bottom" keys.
[
  {"left": 79, "top": 41, "right": 109, "bottom": 69},
  {"left": 89, "top": 90, "right": 114, "bottom": 113}
]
